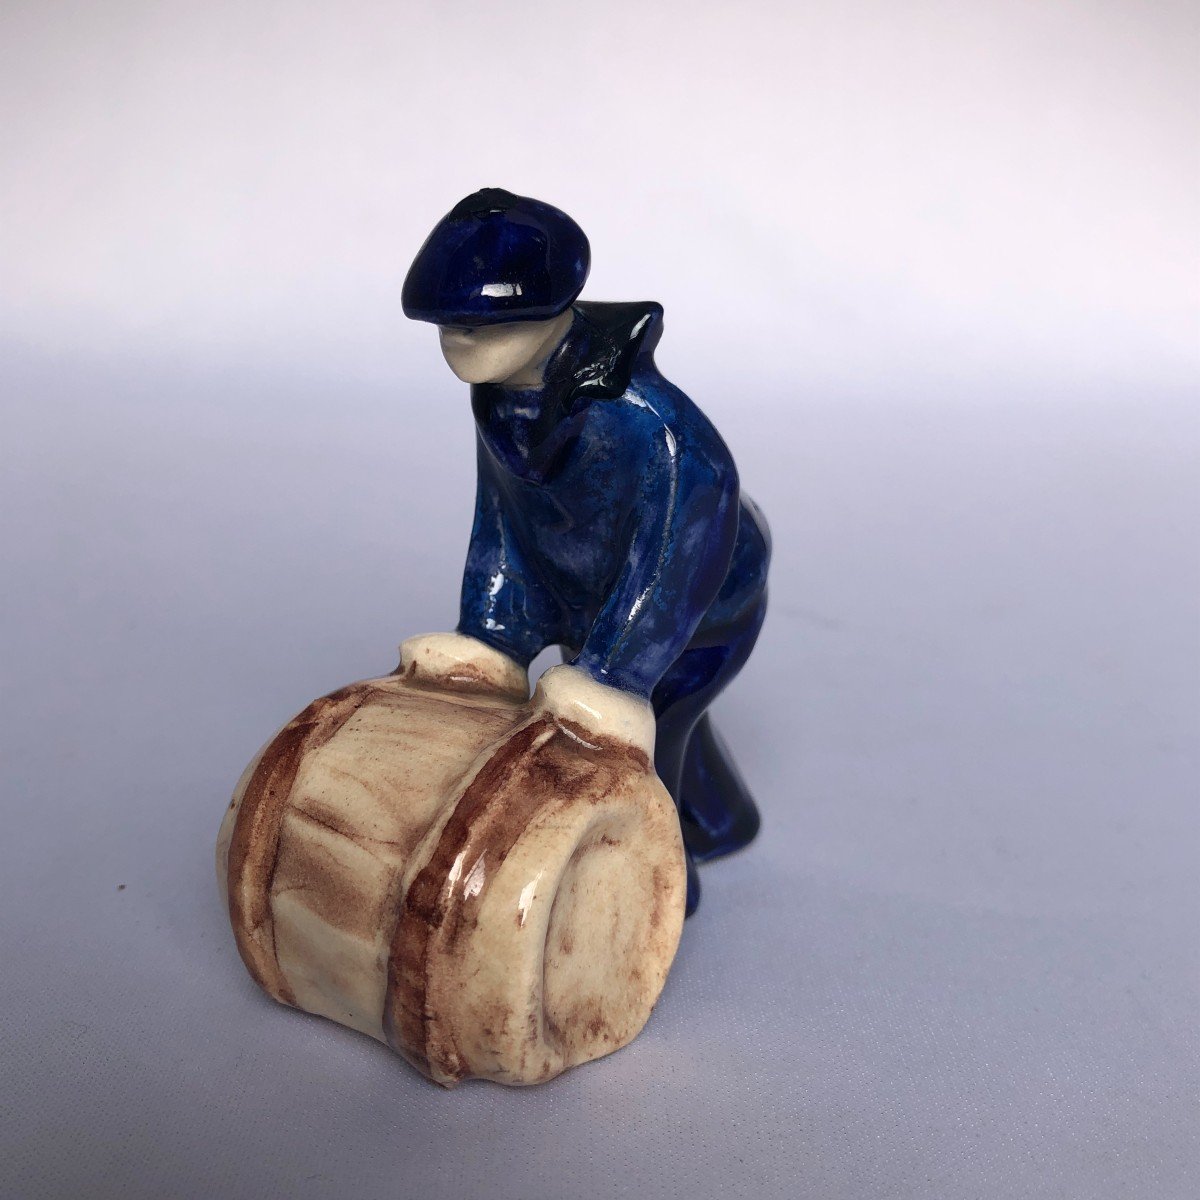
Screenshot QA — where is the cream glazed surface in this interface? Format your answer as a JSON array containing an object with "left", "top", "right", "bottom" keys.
[{"left": 217, "top": 633, "right": 686, "bottom": 1086}]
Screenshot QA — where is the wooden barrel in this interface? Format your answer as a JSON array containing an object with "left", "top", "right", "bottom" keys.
[{"left": 216, "top": 639, "right": 686, "bottom": 1087}]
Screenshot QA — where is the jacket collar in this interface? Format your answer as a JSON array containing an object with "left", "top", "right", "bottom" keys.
[
  {"left": 469, "top": 301, "right": 664, "bottom": 462},
  {"left": 556, "top": 301, "right": 664, "bottom": 402}
]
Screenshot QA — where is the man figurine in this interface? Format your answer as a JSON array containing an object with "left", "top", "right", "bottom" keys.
[{"left": 401, "top": 189, "right": 770, "bottom": 915}]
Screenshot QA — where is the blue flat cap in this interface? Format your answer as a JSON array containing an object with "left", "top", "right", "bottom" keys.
[{"left": 402, "top": 188, "right": 590, "bottom": 326}]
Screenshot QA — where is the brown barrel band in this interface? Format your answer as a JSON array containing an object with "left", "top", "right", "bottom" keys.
[
  {"left": 382, "top": 714, "right": 651, "bottom": 1084},
  {"left": 225, "top": 683, "right": 377, "bottom": 1005}
]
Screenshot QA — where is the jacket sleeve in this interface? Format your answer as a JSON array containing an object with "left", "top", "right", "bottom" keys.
[
  {"left": 573, "top": 414, "right": 740, "bottom": 697},
  {"left": 456, "top": 436, "right": 560, "bottom": 666}
]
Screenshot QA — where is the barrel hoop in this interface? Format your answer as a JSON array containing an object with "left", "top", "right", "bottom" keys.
[
  {"left": 225, "top": 683, "right": 376, "bottom": 1005},
  {"left": 383, "top": 714, "right": 650, "bottom": 1083}
]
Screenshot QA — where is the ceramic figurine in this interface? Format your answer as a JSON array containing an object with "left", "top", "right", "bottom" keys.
[{"left": 217, "top": 189, "right": 770, "bottom": 1087}]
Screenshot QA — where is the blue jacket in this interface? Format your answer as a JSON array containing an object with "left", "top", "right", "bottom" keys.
[{"left": 458, "top": 301, "right": 770, "bottom": 699}]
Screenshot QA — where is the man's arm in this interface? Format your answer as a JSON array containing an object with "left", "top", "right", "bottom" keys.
[
  {"left": 572, "top": 414, "right": 740, "bottom": 698},
  {"left": 456, "top": 435, "right": 560, "bottom": 666}
]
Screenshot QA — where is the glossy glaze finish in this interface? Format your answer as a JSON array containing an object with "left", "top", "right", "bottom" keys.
[
  {"left": 402, "top": 188, "right": 590, "bottom": 326},
  {"left": 220, "top": 188, "right": 769, "bottom": 1086},
  {"left": 448, "top": 299, "right": 771, "bottom": 913},
  {"left": 217, "top": 637, "right": 685, "bottom": 1087}
]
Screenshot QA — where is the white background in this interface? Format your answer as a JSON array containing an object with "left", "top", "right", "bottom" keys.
[{"left": 2, "top": 3, "right": 1197, "bottom": 1198}]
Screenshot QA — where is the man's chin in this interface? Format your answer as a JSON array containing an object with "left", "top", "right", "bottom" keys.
[{"left": 441, "top": 356, "right": 490, "bottom": 385}]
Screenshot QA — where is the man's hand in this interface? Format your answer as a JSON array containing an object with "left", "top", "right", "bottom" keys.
[
  {"left": 398, "top": 632, "right": 529, "bottom": 701},
  {"left": 533, "top": 663, "right": 656, "bottom": 757}
]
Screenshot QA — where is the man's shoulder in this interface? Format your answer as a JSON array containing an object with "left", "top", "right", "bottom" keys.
[{"left": 565, "top": 303, "right": 733, "bottom": 467}]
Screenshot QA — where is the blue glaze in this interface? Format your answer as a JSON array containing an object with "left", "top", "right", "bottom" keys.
[
  {"left": 407, "top": 195, "right": 770, "bottom": 916},
  {"left": 402, "top": 189, "right": 589, "bottom": 326},
  {"left": 461, "top": 303, "right": 769, "bottom": 915}
]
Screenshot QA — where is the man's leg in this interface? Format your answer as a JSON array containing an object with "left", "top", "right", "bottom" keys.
[{"left": 651, "top": 596, "right": 767, "bottom": 914}]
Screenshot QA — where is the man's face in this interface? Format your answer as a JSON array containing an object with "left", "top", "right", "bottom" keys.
[{"left": 438, "top": 316, "right": 568, "bottom": 386}]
